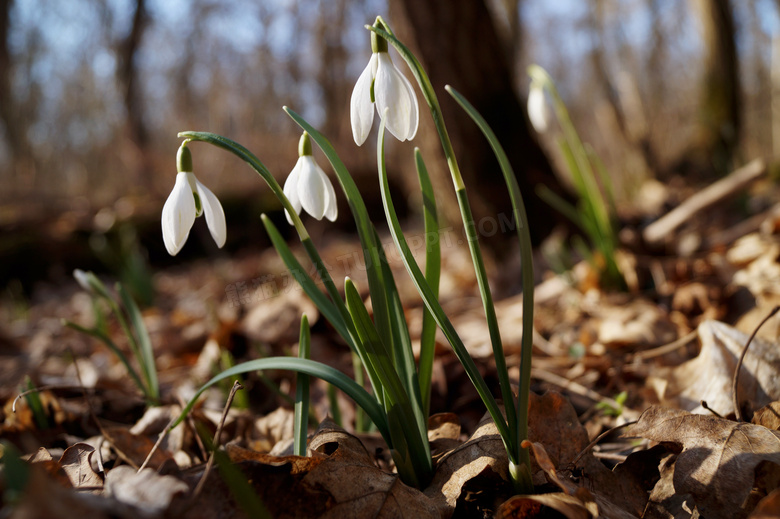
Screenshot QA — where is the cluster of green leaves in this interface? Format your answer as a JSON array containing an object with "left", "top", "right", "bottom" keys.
[
  {"left": 529, "top": 65, "right": 625, "bottom": 290},
  {"left": 65, "top": 270, "right": 159, "bottom": 405},
  {"left": 170, "top": 17, "right": 537, "bottom": 492}
]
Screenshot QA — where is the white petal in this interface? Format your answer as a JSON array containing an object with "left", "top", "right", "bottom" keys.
[
  {"left": 527, "top": 84, "right": 548, "bottom": 133},
  {"left": 283, "top": 161, "right": 303, "bottom": 225},
  {"left": 399, "top": 71, "right": 419, "bottom": 140},
  {"left": 350, "top": 54, "right": 378, "bottom": 146},
  {"left": 323, "top": 172, "right": 338, "bottom": 222},
  {"left": 298, "top": 156, "right": 329, "bottom": 220},
  {"left": 195, "top": 178, "right": 226, "bottom": 248},
  {"left": 375, "top": 52, "right": 416, "bottom": 141},
  {"left": 161, "top": 172, "right": 197, "bottom": 256}
]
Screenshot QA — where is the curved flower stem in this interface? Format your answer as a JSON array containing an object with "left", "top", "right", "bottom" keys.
[
  {"left": 367, "top": 20, "right": 519, "bottom": 455},
  {"left": 177, "top": 132, "right": 381, "bottom": 403}
]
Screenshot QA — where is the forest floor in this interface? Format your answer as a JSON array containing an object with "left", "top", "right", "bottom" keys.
[{"left": 3, "top": 163, "right": 780, "bottom": 518}]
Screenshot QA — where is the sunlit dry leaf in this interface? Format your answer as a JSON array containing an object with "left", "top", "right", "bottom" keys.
[
  {"left": 597, "top": 297, "right": 677, "bottom": 348},
  {"left": 241, "top": 289, "right": 318, "bottom": 344},
  {"left": 28, "top": 447, "right": 53, "bottom": 463},
  {"left": 649, "top": 320, "right": 780, "bottom": 417},
  {"left": 428, "top": 412, "right": 462, "bottom": 460},
  {"left": 104, "top": 466, "right": 189, "bottom": 516},
  {"left": 130, "top": 404, "right": 186, "bottom": 455},
  {"left": 752, "top": 402, "right": 780, "bottom": 430},
  {"left": 59, "top": 443, "right": 103, "bottom": 491},
  {"left": 250, "top": 406, "right": 294, "bottom": 454},
  {"left": 424, "top": 408, "right": 510, "bottom": 515},
  {"left": 628, "top": 406, "right": 780, "bottom": 518}
]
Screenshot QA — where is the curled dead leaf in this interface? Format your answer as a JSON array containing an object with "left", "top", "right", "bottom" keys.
[
  {"left": 628, "top": 406, "right": 780, "bottom": 518},
  {"left": 649, "top": 320, "right": 780, "bottom": 417},
  {"left": 59, "top": 443, "right": 103, "bottom": 492}
]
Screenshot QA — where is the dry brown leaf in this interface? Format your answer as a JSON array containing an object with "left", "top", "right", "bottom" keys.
[
  {"left": 497, "top": 492, "right": 593, "bottom": 519},
  {"left": 104, "top": 466, "right": 189, "bottom": 516},
  {"left": 752, "top": 402, "right": 780, "bottom": 430},
  {"left": 241, "top": 289, "right": 318, "bottom": 344},
  {"left": 103, "top": 426, "right": 174, "bottom": 469},
  {"left": 428, "top": 412, "right": 462, "bottom": 460},
  {"left": 215, "top": 418, "right": 439, "bottom": 518},
  {"left": 11, "top": 463, "right": 139, "bottom": 519},
  {"left": 424, "top": 408, "right": 511, "bottom": 515},
  {"left": 649, "top": 320, "right": 780, "bottom": 417},
  {"left": 749, "top": 487, "right": 780, "bottom": 518},
  {"left": 628, "top": 406, "right": 780, "bottom": 518},
  {"left": 597, "top": 298, "right": 677, "bottom": 348},
  {"left": 639, "top": 452, "right": 695, "bottom": 519},
  {"left": 59, "top": 443, "right": 103, "bottom": 491}
]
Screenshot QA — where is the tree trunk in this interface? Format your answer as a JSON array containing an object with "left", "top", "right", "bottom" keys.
[
  {"left": 387, "top": 0, "right": 568, "bottom": 246},
  {"left": 116, "top": 0, "right": 151, "bottom": 187},
  {"left": 682, "top": 0, "right": 740, "bottom": 177},
  {"left": 0, "top": 0, "right": 34, "bottom": 189}
]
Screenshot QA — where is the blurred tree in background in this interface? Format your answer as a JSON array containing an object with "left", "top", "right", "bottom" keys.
[{"left": 0, "top": 0, "right": 777, "bottom": 289}]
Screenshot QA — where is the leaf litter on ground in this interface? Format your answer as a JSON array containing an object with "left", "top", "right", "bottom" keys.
[{"left": 6, "top": 178, "right": 780, "bottom": 517}]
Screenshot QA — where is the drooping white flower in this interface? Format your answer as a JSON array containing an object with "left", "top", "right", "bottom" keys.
[
  {"left": 350, "top": 21, "right": 418, "bottom": 146},
  {"left": 527, "top": 83, "right": 549, "bottom": 133},
  {"left": 283, "top": 132, "right": 338, "bottom": 225},
  {"left": 161, "top": 143, "right": 226, "bottom": 256}
]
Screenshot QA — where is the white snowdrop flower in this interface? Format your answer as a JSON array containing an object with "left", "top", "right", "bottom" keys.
[
  {"left": 161, "top": 143, "right": 226, "bottom": 256},
  {"left": 350, "top": 20, "right": 418, "bottom": 146},
  {"left": 283, "top": 132, "right": 338, "bottom": 225},
  {"left": 527, "top": 83, "right": 549, "bottom": 133}
]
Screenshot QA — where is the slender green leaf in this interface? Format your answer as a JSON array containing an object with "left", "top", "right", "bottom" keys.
[
  {"left": 374, "top": 114, "right": 512, "bottom": 455},
  {"left": 445, "top": 85, "right": 536, "bottom": 492},
  {"left": 294, "top": 315, "right": 311, "bottom": 457},
  {"left": 172, "top": 357, "right": 391, "bottom": 448},
  {"left": 63, "top": 319, "right": 148, "bottom": 399},
  {"left": 344, "top": 279, "right": 432, "bottom": 488},
  {"left": 414, "top": 149, "right": 440, "bottom": 417},
  {"left": 261, "top": 214, "right": 383, "bottom": 407},
  {"left": 281, "top": 109, "right": 396, "bottom": 379},
  {"left": 118, "top": 284, "right": 159, "bottom": 402}
]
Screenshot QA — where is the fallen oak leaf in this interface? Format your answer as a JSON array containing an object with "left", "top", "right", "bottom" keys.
[
  {"left": 628, "top": 406, "right": 780, "bottom": 518},
  {"left": 59, "top": 443, "right": 103, "bottom": 492}
]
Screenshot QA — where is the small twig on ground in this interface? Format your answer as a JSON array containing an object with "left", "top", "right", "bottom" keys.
[
  {"left": 138, "top": 416, "right": 177, "bottom": 473},
  {"left": 570, "top": 420, "right": 637, "bottom": 467},
  {"left": 629, "top": 331, "right": 698, "bottom": 362},
  {"left": 178, "top": 393, "right": 209, "bottom": 462},
  {"left": 191, "top": 380, "right": 244, "bottom": 500},
  {"left": 732, "top": 305, "right": 780, "bottom": 422},
  {"left": 642, "top": 158, "right": 765, "bottom": 245},
  {"left": 700, "top": 400, "right": 724, "bottom": 418}
]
